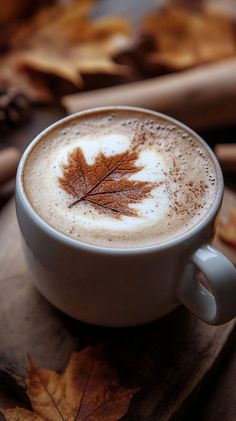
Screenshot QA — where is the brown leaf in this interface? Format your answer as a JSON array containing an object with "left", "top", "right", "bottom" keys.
[
  {"left": 9, "top": 1, "right": 94, "bottom": 48},
  {"left": 14, "top": 50, "right": 83, "bottom": 87},
  {"left": 218, "top": 208, "right": 236, "bottom": 247},
  {"left": 142, "top": 7, "right": 236, "bottom": 71},
  {"left": 59, "top": 146, "right": 156, "bottom": 218},
  {"left": 4, "top": 1, "right": 132, "bottom": 88},
  {"left": 1, "top": 346, "right": 138, "bottom": 421},
  {"left": 0, "top": 0, "right": 56, "bottom": 51},
  {"left": 0, "top": 0, "right": 55, "bottom": 25},
  {"left": 0, "top": 55, "right": 53, "bottom": 103},
  {"left": 1, "top": 408, "right": 43, "bottom": 421}
]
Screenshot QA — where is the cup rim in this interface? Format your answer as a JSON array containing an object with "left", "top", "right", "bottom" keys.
[{"left": 16, "top": 106, "right": 223, "bottom": 255}]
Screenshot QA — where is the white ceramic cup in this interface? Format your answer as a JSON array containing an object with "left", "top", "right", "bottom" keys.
[{"left": 15, "top": 107, "right": 236, "bottom": 327}]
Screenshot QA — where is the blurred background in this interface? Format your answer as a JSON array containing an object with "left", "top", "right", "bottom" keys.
[
  {"left": 0, "top": 1, "right": 236, "bottom": 420},
  {"left": 1, "top": 0, "right": 236, "bottom": 210}
]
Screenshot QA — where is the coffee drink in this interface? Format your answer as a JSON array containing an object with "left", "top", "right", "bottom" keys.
[{"left": 22, "top": 108, "right": 217, "bottom": 248}]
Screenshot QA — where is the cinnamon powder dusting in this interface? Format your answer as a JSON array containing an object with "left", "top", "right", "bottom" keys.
[{"left": 164, "top": 160, "right": 209, "bottom": 221}]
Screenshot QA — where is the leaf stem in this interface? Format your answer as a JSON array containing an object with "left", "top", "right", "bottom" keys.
[
  {"left": 36, "top": 375, "right": 66, "bottom": 421},
  {"left": 74, "top": 362, "right": 95, "bottom": 421}
]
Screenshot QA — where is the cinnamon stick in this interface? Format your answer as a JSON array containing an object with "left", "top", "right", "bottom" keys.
[
  {"left": 0, "top": 148, "right": 20, "bottom": 186},
  {"left": 62, "top": 58, "right": 236, "bottom": 131},
  {"left": 215, "top": 144, "right": 236, "bottom": 173}
]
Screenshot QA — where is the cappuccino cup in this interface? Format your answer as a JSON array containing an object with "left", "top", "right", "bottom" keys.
[{"left": 16, "top": 106, "right": 236, "bottom": 326}]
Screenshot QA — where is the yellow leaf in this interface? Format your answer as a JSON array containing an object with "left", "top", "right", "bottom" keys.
[
  {"left": 0, "top": 0, "right": 133, "bottom": 101},
  {"left": 218, "top": 208, "right": 236, "bottom": 247},
  {"left": 1, "top": 346, "right": 138, "bottom": 421},
  {"left": 0, "top": 55, "right": 52, "bottom": 103},
  {"left": 1, "top": 408, "right": 43, "bottom": 421},
  {"left": 15, "top": 51, "right": 83, "bottom": 86},
  {"left": 142, "top": 7, "right": 236, "bottom": 70},
  {"left": 6, "top": 1, "right": 132, "bottom": 87},
  {"left": 27, "top": 359, "right": 64, "bottom": 421}
]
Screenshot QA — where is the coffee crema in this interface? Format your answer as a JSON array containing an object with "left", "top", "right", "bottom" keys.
[{"left": 22, "top": 109, "right": 217, "bottom": 248}]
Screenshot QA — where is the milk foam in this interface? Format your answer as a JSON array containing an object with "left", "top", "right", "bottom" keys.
[{"left": 23, "top": 110, "right": 217, "bottom": 247}]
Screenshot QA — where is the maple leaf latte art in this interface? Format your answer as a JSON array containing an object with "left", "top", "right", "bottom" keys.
[{"left": 22, "top": 109, "right": 217, "bottom": 248}]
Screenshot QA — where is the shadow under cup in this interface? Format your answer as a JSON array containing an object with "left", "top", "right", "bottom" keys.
[{"left": 15, "top": 106, "right": 236, "bottom": 327}]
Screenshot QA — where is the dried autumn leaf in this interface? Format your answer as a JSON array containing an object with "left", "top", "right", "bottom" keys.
[
  {"left": 0, "top": 55, "right": 53, "bottom": 103},
  {"left": 4, "top": 1, "right": 132, "bottom": 88},
  {"left": 15, "top": 50, "right": 84, "bottom": 87},
  {"left": 0, "top": 0, "right": 55, "bottom": 25},
  {"left": 1, "top": 409, "right": 42, "bottom": 421},
  {"left": 9, "top": 0, "right": 94, "bottom": 47},
  {"left": 59, "top": 147, "right": 157, "bottom": 218},
  {"left": 218, "top": 208, "right": 236, "bottom": 247},
  {"left": 0, "top": 0, "right": 56, "bottom": 51},
  {"left": 142, "top": 7, "right": 236, "bottom": 71},
  {"left": 1, "top": 345, "right": 138, "bottom": 421}
]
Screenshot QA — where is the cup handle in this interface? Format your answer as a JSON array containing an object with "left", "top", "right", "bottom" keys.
[{"left": 176, "top": 244, "right": 236, "bottom": 325}]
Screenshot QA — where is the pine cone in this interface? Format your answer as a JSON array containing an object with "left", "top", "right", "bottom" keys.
[{"left": 0, "top": 88, "right": 30, "bottom": 129}]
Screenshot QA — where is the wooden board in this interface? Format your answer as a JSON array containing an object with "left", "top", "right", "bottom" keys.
[{"left": 0, "top": 189, "right": 235, "bottom": 420}]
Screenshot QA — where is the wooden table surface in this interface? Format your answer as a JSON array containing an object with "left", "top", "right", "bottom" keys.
[{"left": 0, "top": 106, "right": 236, "bottom": 420}]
